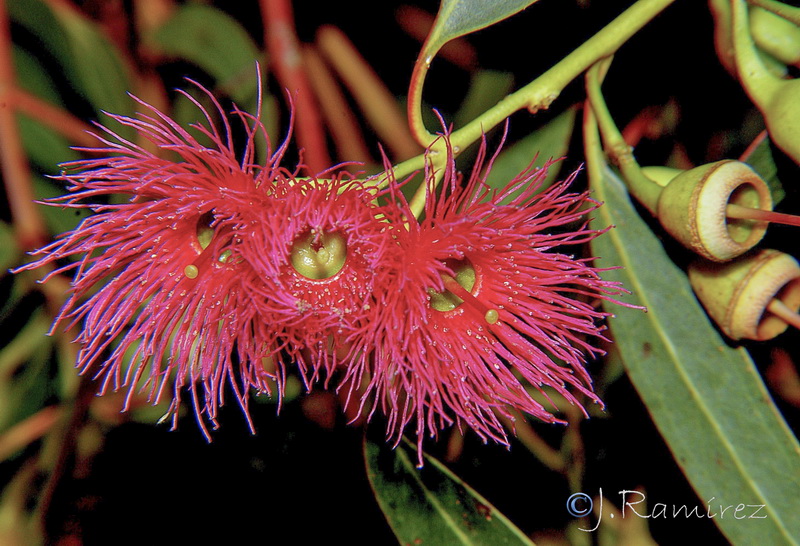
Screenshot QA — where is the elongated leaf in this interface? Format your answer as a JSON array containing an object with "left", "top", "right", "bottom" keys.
[
  {"left": 46, "top": 2, "right": 135, "bottom": 129},
  {"left": 741, "top": 133, "right": 786, "bottom": 205},
  {"left": 455, "top": 70, "right": 515, "bottom": 128},
  {"left": 33, "top": 177, "right": 90, "bottom": 235},
  {"left": 424, "top": 0, "right": 540, "bottom": 60},
  {"left": 0, "top": 313, "right": 54, "bottom": 433},
  {"left": 485, "top": 106, "right": 577, "bottom": 201},
  {"left": 365, "top": 437, "right": 535, "bottom": 545},
  {"left": 0, "top": 222, "right": 19, "bottom": 273},
  {"left": 147, "top": 5, "right": 262, "bottom": 105},
  {"left": 589, "top": 165, "right": 800, "bottom": 545}
]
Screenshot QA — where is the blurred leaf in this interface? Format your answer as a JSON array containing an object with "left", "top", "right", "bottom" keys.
[
  {"left": 33, "top": 176, "right": 89, "bottom": 235},
  {"left": 365, "top": 437, "right": 535, "bottom": 545},
  {"left": 13, "top": 47, "right": 64, "bottom": 106},
  {"left": 0, "top": 222, "right": 19, "bottom": 274},
  {"left": 12, "top": 47, "right": 80, "bottom": 171},
  {"left": 7, "top": 0, "right": 75, "bottom": 78},
  {"left": 147, "top": 4, "right": 262, "bottom": 105},
  {"left": 423, "top": 0, "right": 540, "bottom": 61},
  {"left": 0, "top": 313, "right": 54, "bottom": 433},
  {"left": 17, "top": 116, "right": 80, "bottom": 173},
  {"left": 486, "top": 106, "right": 577, "bottom": 202},
  {"left": 455, "top": 70, "right": 515, "bottom": 128},
  {"left": 589, "top": 165, "right": 800, "bottom": 545},
  {"left": 9, "top": 0, "right": 135, "bottom": 137},
  {"left": 741, "top": 133, "right": 786, "bottom": 205}
]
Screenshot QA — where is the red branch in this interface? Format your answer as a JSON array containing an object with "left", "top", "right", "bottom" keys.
[{"left": 261, "top": 0, "right": 330, "bottom": 174}]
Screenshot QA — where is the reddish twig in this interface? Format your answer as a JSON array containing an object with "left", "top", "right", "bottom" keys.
[
  {"left": 12, "top": 89, "right": 100, "bottom": 148},
  {"left": 303, "top": 45, "right": 372, "bottom": 165},
  {"left": 261, "top": 0, "right": 330, "bottom": 174},
  {"left": 317, "top": 25, "right": 422, "bottom": 161}
]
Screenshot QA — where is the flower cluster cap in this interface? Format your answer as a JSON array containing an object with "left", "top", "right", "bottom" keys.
[{"left": 16, "top": 80, "right": 634, "bottom": 463}]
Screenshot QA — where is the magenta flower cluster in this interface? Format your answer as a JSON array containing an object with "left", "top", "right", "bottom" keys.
[{"left": 19, "top": 82, "right": 629, "bottom": 460}]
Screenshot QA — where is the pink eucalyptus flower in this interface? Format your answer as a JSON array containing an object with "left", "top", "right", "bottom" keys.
[
  {"left": 355, "top": 136, "right": 630, "bottom": 463},
  {"left": 241, "top": 174, "right": 397, "bottom": 387},
  {"left": 15, "top": 82, "right": 295, "bottom": 436}
]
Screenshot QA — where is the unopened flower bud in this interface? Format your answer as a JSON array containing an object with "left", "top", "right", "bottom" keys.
[
  {"left": 689, "top": 249, "right": 800, "bottom": 340},
  {"left": 648, "top": 160, "right": 772, "bottom": 262},
  {"left": 731, "top": 0, "right": 800, "bottom": 164},
  {"left": 710, "top": 0, "right": 788, "bottom": 78},
  {"left": 750, "top": 7, "right": 800, "bottom": 66}
]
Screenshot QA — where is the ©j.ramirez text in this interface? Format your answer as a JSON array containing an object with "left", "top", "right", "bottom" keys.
[{"left": 566, "top": 489, "right": 767, "bottom": 532}]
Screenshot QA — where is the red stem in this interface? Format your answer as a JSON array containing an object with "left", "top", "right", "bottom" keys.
[{"left": 261, "top": 0, "right": 330, "bottom": 175}]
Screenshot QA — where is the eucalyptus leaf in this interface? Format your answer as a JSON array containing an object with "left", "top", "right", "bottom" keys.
[
  {"left": 13, "top": 47, "right": 64, "bottom": 106},
  {"left": 147, "top": 4, "right": 262, "bottom": 105},
  {"left": 741, "top": 134, "right": 786, "bottom": 205},
  {"left": 33, "top": 176, "right": 89, "bottom": 235},
  {"left": 424, "top": 0, "right": 540, "bottom": 61},
  {"left": 589, "top": 165, "right": 800, "bottom": 545},
  {"left": 0, "top": 313, "right": 54, "bottom": 434},
  {"left": 7, "top": 0, "right": 76, "bottom": 80},
  {"left": 486, "top": 106, "right": 577, "bottom": 203},
  {"left": 365, "top": 437, "right": 535, "bottom": 545},
  {"left": 44, "top": 1, "right": 135, "bottom": 136},
  {"left": 0, "top": 222, "right": 19, "bottom": 274},
  {"left": 455, "top": 70, "right": 515, "bottom": 128}
]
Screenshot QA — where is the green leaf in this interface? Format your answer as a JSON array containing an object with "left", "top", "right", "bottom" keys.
[
  {"left": 50, "top": 4, "right": 134, "bottom": 123},
  {"left": 12, "top": 47, "right": 80, "bottom": 172},
  {"left": 741, "top": 134, "right": 786, "bottom": 205},
  {"left": 0, "top": 313, "right": 54, "bottom": 433},
  {"left": 147, "top": 4, "right": 262, "bottom": 105},
  {"left": 455, "top": 70, "right": 515, "bottom": 128},
  {"left": 9, "top": 0, "right": 135, "bottom": 137},
  {"left": 485, "top": 106, "right": 577, "bottom": 202},
  {"left": 589, "top": 165, "right": 800, "bottom": 545},
  {"left": 424, "top": 0, "right": 540, "bottom": 61},
  {"left": 13, "top": 47, "right": 64, "bottom": 106},
  {"left": 0, "top": 222, "right": 19, "bottom": 274},
  {"left": 33, "top": 176, "right": 90, "bottom": 235},
  {"left": 7, "top": 0, "right": 76, "bottom": 80},
  {"left": 365, "top": 437, "right": 535, "bottom": 545}
]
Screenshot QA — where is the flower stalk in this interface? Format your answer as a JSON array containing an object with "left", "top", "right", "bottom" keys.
[{"left": 397, "top": 0, "right": 677, "bottom": 215}]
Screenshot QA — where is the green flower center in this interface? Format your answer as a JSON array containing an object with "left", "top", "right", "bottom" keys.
[
  {"left": 290, "top": 230, "right": 347, "bottom": 280},
  {"left": 429, "top": 259, "right": 500, "bottom": 324},
  {"left": 429, "top": 260, "right": 476, "bottom": 312}
]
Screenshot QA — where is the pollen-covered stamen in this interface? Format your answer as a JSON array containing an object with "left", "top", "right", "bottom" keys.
[
  {"left": 290, "top": 229, "right": 347, "bottom": 280},
  {"left": 429, "top": 260, "right": 500, "bottom": 324}
]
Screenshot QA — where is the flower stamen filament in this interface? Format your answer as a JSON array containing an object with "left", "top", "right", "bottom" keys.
[
  {"left": 766, "top": 298, "right": 800, "bottom": 331},
  {"left": 727, "top": 203, "right": 800, "bottom": 228}
]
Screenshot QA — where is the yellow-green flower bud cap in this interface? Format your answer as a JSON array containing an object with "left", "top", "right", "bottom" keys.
[
  {"left": 763, "top": 79, "right": 800, "bottom": 164},
  {"left": 656, "top": 160, "right": 772, "bottom": 262},
  {"left": 689, "top": 249, "right": 800, "bottom": 340},
  {"left": 750, "top": 7, "right": 800, "bottom": 66}
]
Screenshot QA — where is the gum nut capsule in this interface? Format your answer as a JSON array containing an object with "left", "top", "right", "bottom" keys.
[
  {"left": 689, "top": 249, "right": 800, "bottom": 341},
  {"left": 656, "top": 160, "right": 772, "bottom": 262}
]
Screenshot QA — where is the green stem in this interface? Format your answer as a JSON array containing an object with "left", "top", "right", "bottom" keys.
[
  {"left": 395, "top": 0, "right": 677, "bottom": 215},
  {"left": 448, "top": 0, "right": 677, "bottom": 156},
  {"left": 584, "top": 59, "right": 663, "bottom": 215},
  {"left": 748, "top": 0, "right": 800, "bottom": 26}
]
